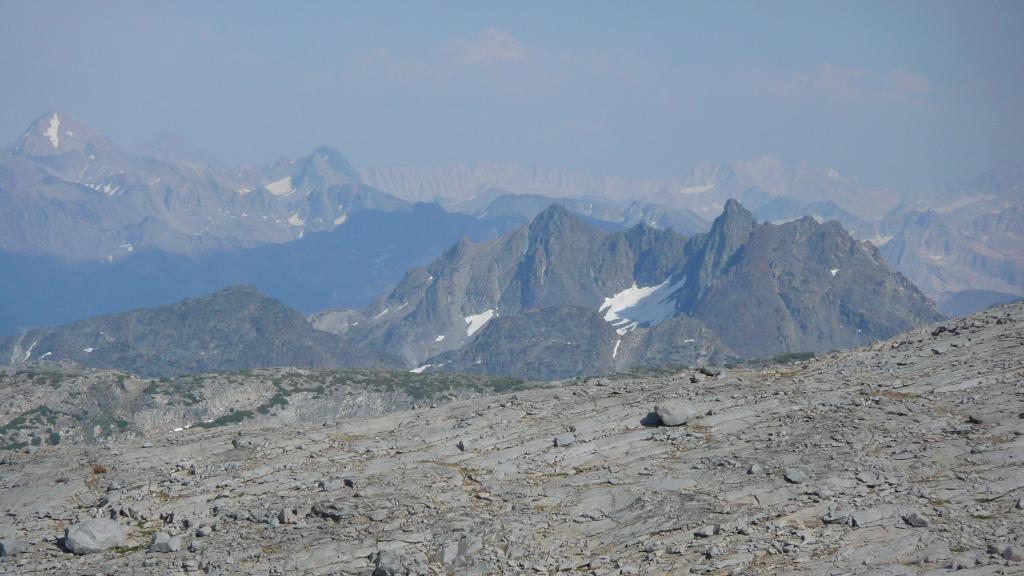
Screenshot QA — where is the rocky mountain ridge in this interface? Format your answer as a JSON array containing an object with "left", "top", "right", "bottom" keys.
[{"left": 347, "top": 200, "right": 942, "bottom": 378}]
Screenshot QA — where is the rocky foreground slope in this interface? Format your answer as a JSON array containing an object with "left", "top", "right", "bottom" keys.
[{"left": 0, "top": 302, "right": 1022, "bottom": 575}]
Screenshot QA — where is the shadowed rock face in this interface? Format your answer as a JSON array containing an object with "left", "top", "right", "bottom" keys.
[
  {"left": 0, "top": 301, "right": 1020, "bottom": 574},
  {"left": 0, "top": 286, "right": 389, "bottom": 377}
]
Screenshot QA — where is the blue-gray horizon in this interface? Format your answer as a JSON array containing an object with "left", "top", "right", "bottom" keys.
[{"left": 1, "top": 0, "right": 1021, "bottom": 190}]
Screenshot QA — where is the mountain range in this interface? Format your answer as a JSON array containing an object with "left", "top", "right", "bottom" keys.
[
  {"left": 2, "top": 200, "right": 944, "bottom": 380},
  {"left": 0, "top": 111, "right": 1019, "bottom": 346},
  {"left": 1, "top": 112, "right": 407, "bottom": 261}
]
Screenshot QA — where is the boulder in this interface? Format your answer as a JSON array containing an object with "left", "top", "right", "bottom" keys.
[
  {"left": 0, "top": 538, "right": 26, "bottom": 557},
  {"left": 63, "top": 518, "right": 128, "bottom": 554},
  {"left": 655, "top": 403, "right": 697, "bottom": 427},
  {"left": 149, "top": 531, "right": 181, "bottom": 553},
  {"left": 783, "top": 468, "right": 808, "bottom": 484},
  {"left": 553, "top": 434, "right": 576, "bottom": 447}
]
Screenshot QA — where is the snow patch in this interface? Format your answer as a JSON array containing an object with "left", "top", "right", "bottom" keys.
[
  {"left": 599, "top": 280, "right": 682, "bottom": 335},
  {"left": 612, "top": 339, "right": 621, "bottom": 359},
  {"left": 409, "top": 364, "right": 433, "bottom": 374},
  {"left": 465, "top": 309, "right": 496, "bottom": 337},
  {"left": 23, "top": 341, "right": 37, "bottom": 362},
  {"left": 333, "top": 213, "right": 347, "bottom": 226},
  {"left": 434, "top": 335, "right": 445, "bottom": 342},
  {"left": 683, "top": 339, "right": 695, "bottom": 343},
  {"left": 826, "top": 167, "right": 848, "bottom": 183},
  {"left": 83, "top": 347, "right": 94, "bottom": 353},
  {"left": 373, "top": 308, "right": 390, "bottom": 319},
  {"left": 265, "top": 176, "right": 294, "bottom": 196},
  {"left": 44, "top": 114, "right": 61, "bottom": 148},
  {"left": 830, "top": 268, "right": 839, "bottom": 277},
  {"left": 40, "top": 351, "right": 52, "bottom": 359},
  {"left": 288, "top": 214, "right": 305, "bottom": 227}
]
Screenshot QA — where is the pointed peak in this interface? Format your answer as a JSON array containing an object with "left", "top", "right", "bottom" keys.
[
  {"left": 715, "top": 199, "right": 757, "bottom": 227},
  {"left": 12, "top": 111, "right": 115, "bottom": 157},
  {"left": 527, "top": 203, "right": 593, "bottom": 235},
  {"left": 294, "top": 145, "right": 361, "bottom": 188}
]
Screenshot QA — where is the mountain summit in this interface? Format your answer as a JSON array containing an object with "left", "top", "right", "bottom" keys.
[{"left": 11, "top": 112, "right": 117, "bottom": 158}]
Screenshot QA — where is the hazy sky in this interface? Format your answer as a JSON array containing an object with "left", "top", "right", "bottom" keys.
[{"left": 1, "top": 1, "right": 1021, "bottom": 189}]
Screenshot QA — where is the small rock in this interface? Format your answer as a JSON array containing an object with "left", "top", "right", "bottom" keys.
[
  {"left": 783, "top": 468, "right": 808, "bottom": 484},
  {"left": 63, "top": 518, "right": 128, "bottom": 555},
  {"left": 746, "top": 463, "right": 763, "bottom": 475},
  {"left": 698, "top": 366, "right": 721, "bottom": 377},
  {"left": 690, "top": 371, "right": 706, "bottom": 384},
  {"left": 967, "top": 413, "right": 984, "bottom": 425},
  {"left": 553, "top": 434, "right": 576, "bottom": 447},
  {"left": 821, "top": 509, "right": 850, "bottom": 525},
  {"left": 278, "top": 507, "right": 302, "bottom": 525},
  {"left": 1001, "top": 543, "right": 1023, "bottom": 561},
  {"left": 456, "top": 439, "right": 469, "bottom": 452},
  {"left": 149, "top": 531, "right": 182, "bottom": 553},
  {"left": 902, "top": 511, "right": 928, "bottom": 528},
  {"left": 694, "top": 525, "right": 716, "bottom": 538}
]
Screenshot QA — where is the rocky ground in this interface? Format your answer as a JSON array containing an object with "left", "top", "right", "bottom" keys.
[{"left": 0, "top": 302, "right": 1022, "bottom": 575}]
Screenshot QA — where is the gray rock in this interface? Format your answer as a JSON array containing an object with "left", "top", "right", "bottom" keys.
[
  {"left": 783, "top": 468, "right": 808, "bottom": 484},
  {"left": 149, "top": 531, "right": 182, "bottom": 553},
  {"left": 0, "top": 538, "right": 25, "bottom": 556},
  {"left": 278, "top": 507, "right": 302, "bottom": 524},
  {"left": 456, "top": 439, "right": 469, "bottom": 452},
  {"left": 655, "top": 402, "right": 698, "bottom": 427},
  {"left": 694, "top": 525, "right": 717, "bottom": 538},
  {"left": 553, "top": 434, "right": 576, "bottom": 447},
  {"left": 902, "top": 510, "right": 928, "bottom": 527},
  {"left": 822, "top": 509, "right": 850, "bottom": 525},
  {"left": 63, "top": 518, "right": 128, "bottom": 554},
  {"left": 746, "top": 463, "right": 763, "bottom": 475}
]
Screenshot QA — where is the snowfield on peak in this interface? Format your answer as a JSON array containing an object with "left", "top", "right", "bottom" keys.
[
  {"left": 464, "top": 309, "right": 495, "bottom": 337},
  {"left": 599, "top": 280, "right": 683, "bottom": 335},
  {"left": 45, "top": 114, "right": 61, "bottom": 148},
  {"left": 265, "top": 176, "right": 294, "bottom": 196}
]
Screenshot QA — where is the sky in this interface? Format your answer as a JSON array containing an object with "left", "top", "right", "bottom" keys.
[{"left": 1, "top": 0, "right": 1022, "bottom": 189}]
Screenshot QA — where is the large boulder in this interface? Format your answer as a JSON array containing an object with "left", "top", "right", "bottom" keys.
[
  {"left": 63, "top": 518, "right": 128, "bottom": 554},
  {"left": 654, "top": 402, "right": 698, "bottom": 426}
]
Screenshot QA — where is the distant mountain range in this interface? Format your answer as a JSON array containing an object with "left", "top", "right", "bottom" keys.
[
  {"left": 2, "top": 201, "right": 944, "bottom": 379},
  {"left": 363, "top": 159, "right": 1023, "bottom": 311},
  {"left": 1, "top": 111, "right": 1020, "bottom": 339},
  {"left": 2, "top": 201, "right": 943, "bottom": 380},
  {"left": 0, "top": 112, "right": 408, "bottom": 261},
  {"left": 0, "top": 204, "right": 523, "bottom": 335}
]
